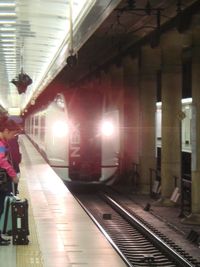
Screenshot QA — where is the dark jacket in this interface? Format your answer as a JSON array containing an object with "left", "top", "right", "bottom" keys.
[{"left": 8, "top": 136, "right": 21, "bottom": 173}]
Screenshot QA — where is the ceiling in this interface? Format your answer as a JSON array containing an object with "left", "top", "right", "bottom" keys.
[
  {"left": 59, "top": 0, "right": 198, "bottom": 89},
  {"left": 0, "top": 0, "right": 198, "bottom": 116},
  {"left": 0, "top": 0, "right": 121, "bottom": 115}
]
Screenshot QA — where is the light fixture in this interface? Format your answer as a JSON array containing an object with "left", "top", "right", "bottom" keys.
[
  {"left": 0, "top": 33, "right": 15, "bottom": 37},
  {"left": 0, "top": 12, "right": 16, "bottom": 16},
  {"left": 66, "top": 54, "right": 77, "bottom": 68},
  {"left": 31, "top": 99, "right": 35, "bottom": 105},
  {"left": 0, "top": 3, "right": 16, "bottom": 7},
  {"left": 0, "top": 20, "right": 16, "bottom": 24},
  {"left": 0, "top": 27, "right": 16, "bottom": 31},
  {"left": 11, "top": 43, "right": 32, "bottom": 94},
  {"left": 11, "top": 72, "right": 32, "bottom": 94}
]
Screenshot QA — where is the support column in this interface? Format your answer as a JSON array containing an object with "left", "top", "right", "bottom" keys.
[
  {"left": 182, "top": 24, "right": 200, "bottom": 224},
  {"left": 100, "top": 69, "right": 112, "bottom": 110},
  {"left": 122, "top": 56, "right": 140, "bottom": 182},
  {"left": 109, "top": 64, "right": 125, "bottom": 174},
  {"left": 109, "top": 64, "right": 124, "bottom": 109},
  {"left": 139, "top": 46, "right": 160, "bottom": 193},
  {"left": 160, "top": 30, "right": 183, "bottom": 204}
]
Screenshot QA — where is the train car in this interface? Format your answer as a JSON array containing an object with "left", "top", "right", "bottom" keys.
[{"left": 24, "top": 88, "right": 120, "bottom": 187}]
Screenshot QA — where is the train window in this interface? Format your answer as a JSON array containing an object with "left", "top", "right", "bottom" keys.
[
  {"left": 35, "top": 128, "right": 38, "bottom": 136},
  {"left": 40, "top": 115, "right": 46, "bottom": 142},
  {"left": 27, "top": 120, "right": 30, "bottom": 134},
  {"left": 31, "top": 117, "right": 34, "bottom": 135},
  {"left": 35, "top": 116, "right": 39, "bottom": 126},
  {"left": 41, "top": 115, "right": 45, "bottom": 127},
  {"left": 33, "top": 115, "right": 40, "bottom": 137}
]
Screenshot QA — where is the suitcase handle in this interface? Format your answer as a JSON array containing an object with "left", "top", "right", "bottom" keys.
[
  {"left": 12, "top": 182, "right": 15, "bottom": 196},
  {"left": 10, "top": 182, "right": 20, "bottom": 201}
]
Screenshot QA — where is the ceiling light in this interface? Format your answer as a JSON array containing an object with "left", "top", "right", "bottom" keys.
[
  {"left": 1, "top": 39, "right": 15, "bottom": 42},
  {"left": 0, "top": 3, "right": 16, "bottom": 7},
  {"left": 11, "top": 71, "right": 33, "bottom": 94},
  {"left": 0, "top": 13, "right": 16, "bottom": 17},
  {"left": 0, "top": 20, "right": 16, "bottom": 24},
  {"left": 4, "top": 55, "right": 16, "bottom": 58},
  {"left": 0, "top": 33, "right": 15, "bottom": 37},
  {"left": 0, "top": 27, "right": 16, "bottom": 31},
  {"left": 2, "top": 43, "right": 15, "bottom": 46},
  {"left": 2, "top": 48, "right": 16, "bottom": 51}
]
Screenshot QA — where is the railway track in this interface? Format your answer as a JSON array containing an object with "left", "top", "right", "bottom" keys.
[{"left": 74, "top": 191, "right": 200, "bottom": 267}]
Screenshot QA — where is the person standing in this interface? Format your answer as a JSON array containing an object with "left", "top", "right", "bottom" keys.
[
  {"left": 7, "top": 115, "right": 23, "bottom": 194},
  {"left": 0, "top": 116, "right": 20, "bottom": 245},
  {"left": 8, "top": 135, "right": 22, "bottom": 195}
]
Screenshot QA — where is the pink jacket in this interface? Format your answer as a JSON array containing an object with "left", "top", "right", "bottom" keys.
[{"left": 0, "top": 139, "right": 16, "bottom": 179}]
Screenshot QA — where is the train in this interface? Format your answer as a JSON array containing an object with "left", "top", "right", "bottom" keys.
[
  {"left": 24, "top": 93, "right": 192, "bottom": 187},
  {"left": 24, "top": 88, "right": 120, "bottom": 187}
]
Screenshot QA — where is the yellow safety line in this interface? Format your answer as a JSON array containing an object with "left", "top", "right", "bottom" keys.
[{"left": 16, "top": 174, "right": 43, "bottom": 267}]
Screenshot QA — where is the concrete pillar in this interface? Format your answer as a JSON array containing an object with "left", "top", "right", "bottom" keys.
[
  {"left": 100, "top": 70, "right": 112, "bottom": 110},
  {"left": 100, "top": 65, "right": 124, "bottom": 110},
  {"left": 109, "top": 64, "right": 124, "bottom": 109},
  {"left": 139, "top": 46, "right": 160, "bottom": 193},
  {"left": 109, "top": 64, "right": 125, "bottom": 174},
  {"left": 122, "top": 56, "right": 140, "bottom": 183},
  {"left": 160, "top": 30, "right": 183, "bottom": 203},
  {"left": 182, "top": 21, "right": 200, "bottom": 224}
]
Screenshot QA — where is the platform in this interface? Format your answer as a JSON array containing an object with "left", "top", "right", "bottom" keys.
[{"left": 0, "top": 135, "right": 127, "bottom": 267}]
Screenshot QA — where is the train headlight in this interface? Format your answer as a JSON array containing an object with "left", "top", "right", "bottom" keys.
[
  {"left": 101, "top": 120, "right": 114, "bottom": 136},
  {"left": 52, "top": 121, "right": 68, "bottom": 137}
]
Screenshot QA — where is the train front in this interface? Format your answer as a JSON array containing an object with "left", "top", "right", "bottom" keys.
[{"left": 66, "top": 88, "right": 120, "bottom": 187}]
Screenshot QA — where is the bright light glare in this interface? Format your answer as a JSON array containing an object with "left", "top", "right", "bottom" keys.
[
  {"left": 101, "top": 121, "right": 114, "bottom": 136},
  {"left": 52, "top": 121, "right": 68, "bottom": 137}
]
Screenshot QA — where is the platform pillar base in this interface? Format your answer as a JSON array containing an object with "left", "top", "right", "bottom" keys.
[
  {"left": 181, "top": 213, "right": 200, "bottom": 225},
  {"left": 152, "top": 197, "right": 176, "bottom": 207}
]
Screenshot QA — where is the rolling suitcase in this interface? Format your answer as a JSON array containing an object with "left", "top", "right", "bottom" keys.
[
  {"left": 0, "top": 174, "right": 15, "bottom": 236},
  {"left": 0, "top": 194, "right": 15, "bottom": 235},
  {"left": 11, "top": 198, "right": 29, "bottom": 245}
]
